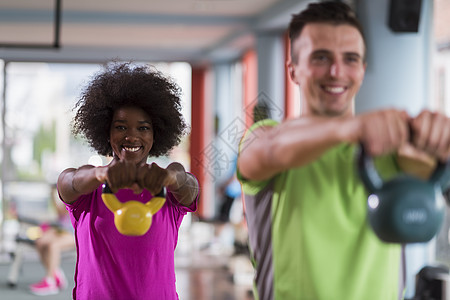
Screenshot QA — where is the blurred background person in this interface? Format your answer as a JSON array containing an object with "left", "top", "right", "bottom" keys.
[{"left": 29, "top": 184, "right": 75, "bottom": 296}]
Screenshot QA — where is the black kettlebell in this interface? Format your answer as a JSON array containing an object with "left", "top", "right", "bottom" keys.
[{"left": 357, "top": 144, "right": 449, "bottom": 243}]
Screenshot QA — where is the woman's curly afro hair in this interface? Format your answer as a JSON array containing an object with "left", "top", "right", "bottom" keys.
[{"left": 72, "top": 62, "right": 187, "bottom": 157}]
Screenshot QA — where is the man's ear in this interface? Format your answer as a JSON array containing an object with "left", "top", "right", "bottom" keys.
[{"left": 287, "top": 60, "right": 299, "bottom": 85}]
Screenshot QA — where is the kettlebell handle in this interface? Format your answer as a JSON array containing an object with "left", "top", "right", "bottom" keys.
[
  {"left": 102, "top": 182, "right": 166, "bottom": 198},
  {"left": 101, "top": 182, "right": 167, "bottom": 236},
  {"left": 357, "top": 143, "right": 450, "bottom": 194},
  {"left": 102, "top": 182, "right": 113, "bottom": 194}
]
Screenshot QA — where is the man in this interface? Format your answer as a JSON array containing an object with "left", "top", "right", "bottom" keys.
[{"left": 237, "top": 2, "right": 450, "bottom": 300}]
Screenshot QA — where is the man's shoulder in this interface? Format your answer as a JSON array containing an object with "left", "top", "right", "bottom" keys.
[
  {"left": 248, "top": 118, "right": 279, "bottom": 132},
  {"left": 239, "top": 119, "right": 278, "bottom": 151}
]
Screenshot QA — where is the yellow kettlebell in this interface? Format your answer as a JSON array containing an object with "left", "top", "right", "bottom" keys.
[{"left": 101, "top": 183, "right": 166, "bottom": 236}]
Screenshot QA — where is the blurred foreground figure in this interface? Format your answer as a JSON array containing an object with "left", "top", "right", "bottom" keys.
[{"left": 237, "top": 2, "right": 450, "bottom": 299}]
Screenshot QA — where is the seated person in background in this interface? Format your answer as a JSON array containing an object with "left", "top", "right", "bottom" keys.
[
  {"left": 217, "top": 156, "right": 241, "bottom": 223},
  {"left": 29, "top": 184, "right": 75, "bottom": 296}
]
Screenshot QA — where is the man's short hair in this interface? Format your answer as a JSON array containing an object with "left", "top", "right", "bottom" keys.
[{"left": 288, "top": 1, "right": 366, "bottom": 62}]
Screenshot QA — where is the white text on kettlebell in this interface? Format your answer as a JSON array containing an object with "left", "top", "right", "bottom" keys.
[{"left": 402, "top": 209, "right": 427, "bottom": 224}]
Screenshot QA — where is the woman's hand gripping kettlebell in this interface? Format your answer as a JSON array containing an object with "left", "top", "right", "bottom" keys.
[
  {"left": 102, "top": 183, "right": 166, "bottom": 236},
  {"left": 101, "top": 160, "right": 170, "bottom": 236}
]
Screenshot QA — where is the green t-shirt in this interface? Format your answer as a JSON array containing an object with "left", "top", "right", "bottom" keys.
[{"left": 237, "top": 119, "right": 403, "bottom": 300}]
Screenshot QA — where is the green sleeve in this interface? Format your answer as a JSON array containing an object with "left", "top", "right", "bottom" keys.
[{"left": 236, "top": 119, "right": 279, "bottom": 196}]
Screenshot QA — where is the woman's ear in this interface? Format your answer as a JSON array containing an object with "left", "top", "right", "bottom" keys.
[{"left": 111, "top": 151, "right": 119, "bottom": 161}]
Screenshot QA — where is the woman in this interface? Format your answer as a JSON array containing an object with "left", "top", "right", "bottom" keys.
[
  {"left": 29, "top": 184, "right": 75, "bottom": 296},
  {"left": 57, "top": 62, "right": 199, "bottom": 299}
]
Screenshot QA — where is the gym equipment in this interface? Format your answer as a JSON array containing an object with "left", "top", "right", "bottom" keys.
[
  {"left": 101, "top": 183, "right": 166, "bottom": 236},
  {"left": 413, "top": 265, "right": 450, "bottom": 300},
  {"left": 412, "top": 265, "right": 450, "bottom": 300},
  {"left": 357, "top": 144, "right": 449, "bottom": 243}
]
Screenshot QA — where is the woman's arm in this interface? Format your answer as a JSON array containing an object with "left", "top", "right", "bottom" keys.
[
  {"left": 135, "top": 162, "right": 199, "bottom": 207},
  {"left": 166, "top": 162, "right": 199, "bottom": 207},
  {"left": 57, "top": 165, "right": 107, "bottom": 204}
]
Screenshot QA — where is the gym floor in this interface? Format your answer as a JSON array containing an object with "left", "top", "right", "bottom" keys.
[{"left": 0, "top": 221, "right": 254, "bottom": 300}]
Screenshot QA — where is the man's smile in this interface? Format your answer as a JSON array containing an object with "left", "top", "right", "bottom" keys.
[{"left": 321, "top": 85, "right": 347, "bottom": 94}]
